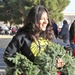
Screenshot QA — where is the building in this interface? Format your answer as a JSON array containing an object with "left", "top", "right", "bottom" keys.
[{"left": 62, "top": 12, "right": 75, "bottom": 25}]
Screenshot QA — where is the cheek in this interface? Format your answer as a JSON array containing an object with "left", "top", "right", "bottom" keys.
[
  {"left": 37, "top": 21, "right": 43, "bottom": 27},
  {"left": 37, "top": 19, "right": 48, "bottom": 30},
  {"left": 47, "top": 20, "right": 49, "bottom": 24}
]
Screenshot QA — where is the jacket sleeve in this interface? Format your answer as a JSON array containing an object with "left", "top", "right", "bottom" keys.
[
  {"left": 3, "top": 35, "right": 23, "bottom": 67},
  {"left": 59, "top": 24, "right": 68, "bottom": 36}
]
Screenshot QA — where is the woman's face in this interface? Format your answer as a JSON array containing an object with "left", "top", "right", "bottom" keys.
[{"left": 37, "top": 11, "right": 48, "bottom": 31}]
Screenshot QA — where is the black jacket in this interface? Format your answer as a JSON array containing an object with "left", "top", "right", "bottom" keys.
[
  {"left": 3, "top": 33, "right": 35, "bottom": 67},
  {"left": 69, "top": 24, "right": 74, "bottom": 41}
]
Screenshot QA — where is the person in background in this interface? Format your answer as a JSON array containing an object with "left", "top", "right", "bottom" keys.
[
  {"left": 51, "top": 18, "right": 58, "bottom": 38},
  {"left": 69, "top": 20, "right": 75, "bottom": 56},
  {"left": 58, "top": 20, "right": 70, "bottom": 46},
  {"left": 3, "top": 5, "right": 64, "bottom": 75}
]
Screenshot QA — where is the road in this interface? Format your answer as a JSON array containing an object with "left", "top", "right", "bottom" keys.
[{"left": 0, "top": 35, "right": 13, "bottom": 74}]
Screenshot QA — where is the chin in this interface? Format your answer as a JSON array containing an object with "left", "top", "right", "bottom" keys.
[
  {"left": 42, "top": 29, "right": 46, "bottom": 31},
  {"left": 43, "top": 28, "right": 46, "bottom": 31},
  {"left": 40, "top": 28, "right": 46, "bottom": 31}
]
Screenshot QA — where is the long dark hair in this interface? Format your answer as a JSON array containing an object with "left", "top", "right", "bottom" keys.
[
  {"left": 63, "top": 20, "right": 68, "bottom": 24},
  {"left": 17, "top": 5, "right": 53, "bottom": 40}
]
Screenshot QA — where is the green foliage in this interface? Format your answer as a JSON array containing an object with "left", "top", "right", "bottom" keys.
[
  {"left": 6, "top": 53, "right": 39, "bottom": 75},
  {"left": 0, "top": 0, "right": 70, "bottom": 24},
  {"left": 6, "top": 42, "right": 75, "bottom": 75},
  {"left": 43, "top": 0, "right": 70, "bottom": 21},
  {"left": 34, "top": 42, "right": 75, "bottom": 75}
]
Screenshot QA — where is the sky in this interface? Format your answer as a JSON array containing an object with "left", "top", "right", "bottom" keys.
[{"left": 63, "top": 0, "right": 75, "bottom": 13}]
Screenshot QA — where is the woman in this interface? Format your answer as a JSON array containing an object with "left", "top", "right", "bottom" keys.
[
  {"left": 69, "top": 20, "right": 75, "bottom": 56},
  {"left": 3, "top": 5, "right": 64, "bottom": 75},
  {"left": 58, "top": 20, "right": 70, "bottom": 45}
]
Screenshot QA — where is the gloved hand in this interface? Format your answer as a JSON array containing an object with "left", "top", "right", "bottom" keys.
[
  {"left": 56, "top": 58, "right": 65, "bottom": 68},
  {"left": 58, "top": 36, "right": 62, "bottom": 39}
]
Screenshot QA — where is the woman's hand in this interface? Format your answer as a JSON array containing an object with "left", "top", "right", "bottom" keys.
[
  {"left": 58, "top": 36, "right": 62, "bottom": 39},
  {"left": 56, "top": 58, "right": 65, "bottom": 68}
]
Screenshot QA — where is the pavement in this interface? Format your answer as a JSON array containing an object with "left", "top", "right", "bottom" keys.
[
  {"left": 0, "top": 35, "right": 13, "bottom": 74},
  {"left": 0, "top": 35, "right": 13, "bottom": 48}
]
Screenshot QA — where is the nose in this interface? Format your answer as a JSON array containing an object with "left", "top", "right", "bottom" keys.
[{"left": 44, "top": 19, "right": 48, "bottom": 24}]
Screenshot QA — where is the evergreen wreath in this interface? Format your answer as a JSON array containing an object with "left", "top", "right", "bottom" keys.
[{"left": 5, "top": 42, "right": 75, "bottom": 75}]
